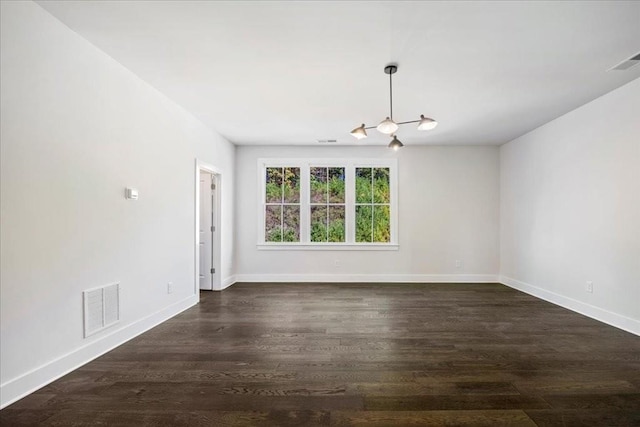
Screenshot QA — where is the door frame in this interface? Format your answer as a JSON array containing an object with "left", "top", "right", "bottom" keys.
[{"left": 194, "top": 159, "right": 222, "bottom": 295}]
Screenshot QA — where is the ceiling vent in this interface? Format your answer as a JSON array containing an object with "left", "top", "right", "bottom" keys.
[
  {"left": 609, "top": 52, "right": 640, "bottom": 71},
  {"left": 317, "top": 139, "right": 338, "bottom": 144}
]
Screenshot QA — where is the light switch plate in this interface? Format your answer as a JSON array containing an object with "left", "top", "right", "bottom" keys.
[{"left": 125, "top": 188, "right": 139, "bottom": 200}]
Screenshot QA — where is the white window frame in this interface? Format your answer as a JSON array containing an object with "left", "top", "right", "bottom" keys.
[
  {"left": 257, "top": 158, "right": 398, "bottom": 250},
  {"left": 309, "top": 165, "right": 347, "bottom": 243},
  {"left": 263, "top": 166, "right": 302, "bottom": 243}
]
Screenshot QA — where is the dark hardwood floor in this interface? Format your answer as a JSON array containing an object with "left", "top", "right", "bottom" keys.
[{"left": 2, "top": 283, "right": 639, "bottom": 426}]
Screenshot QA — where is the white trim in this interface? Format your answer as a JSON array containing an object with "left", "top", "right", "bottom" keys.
[
  {"left": 221, "top": 275, "right": 236, "bottom": 290},
  {"left": 235, "top": 274, "right": 499, "bottom": 283},
  {"left": 0, "top": 295, "right": 197, "bottom": 409},
  {"left": 500, "top": 276, "right": 640, "bottom": 336},
  {"left": 257, "top": 158, "right": 398, "bottom": 246},
  {"left": 195, "top": 159, "right": 223, "bottom": 292},
  {"left": 257, "top": 243, "right": 399, "bottom": 251}
]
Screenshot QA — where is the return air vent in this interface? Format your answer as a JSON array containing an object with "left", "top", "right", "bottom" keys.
[
  {"left": 609, "top": 52, "right": 640, "bottom": 71},
  {"left": 83, "top": 282, "right": 120, "bottom": 338}
]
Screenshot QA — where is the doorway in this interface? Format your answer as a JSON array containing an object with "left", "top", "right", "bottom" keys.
[{"left": 195, "top": 161, "right": 221, "bottom": 293}]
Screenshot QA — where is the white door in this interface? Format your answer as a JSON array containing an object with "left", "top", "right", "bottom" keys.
[{"left": 199, "top": 172, "right": 215, "bottom": 290}]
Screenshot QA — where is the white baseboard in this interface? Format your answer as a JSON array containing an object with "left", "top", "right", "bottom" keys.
[
  {"left": 234, "top": 273, "right": 500, "bottom": 283},
  {"left": 221, "top": 275, "right": 236, "bottom": 290},
  {"left": 0, "top": 295, "right": 198, "bottom": 409},
  {"left": 500, "top": 276, "right": 639, "bottom": 336},
  {"left": 8, "top": 274, "right": 633, "bottom": 409}
]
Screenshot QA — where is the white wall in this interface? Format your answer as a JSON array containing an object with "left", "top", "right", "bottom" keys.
[
  {"left": 5, "top": 0, "right": 635, "bottom": 411},
  {"left": 500, "top": 77, "right": 640, "bottom": 335},
  {"left": 0, "top": 2, "right": 235, "bottom": 407},
  {"left": 235, "top": 145, "right": 499, "bottom": 282}
]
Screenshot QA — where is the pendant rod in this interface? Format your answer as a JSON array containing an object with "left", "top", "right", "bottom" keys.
[
  {"left": 383, "top": 64, "right": 398, "bottom": 120},
  {"left": 389, "top": 69, "right": 393, "bottom": 120}
]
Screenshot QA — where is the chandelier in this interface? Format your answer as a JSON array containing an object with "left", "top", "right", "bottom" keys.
[{"left": 350, "top": 64, "right": 438, "bottom": 150}]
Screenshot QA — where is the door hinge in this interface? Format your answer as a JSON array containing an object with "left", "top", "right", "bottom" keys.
[
  {"left": 211, "top": 268, "right": 215, "bottom": 274},
  {"left": 211, "top": 226, "right": 215, "bottom": 232},
  {"left": 211, "top": 183, "right": 216, "bottom": 190}
]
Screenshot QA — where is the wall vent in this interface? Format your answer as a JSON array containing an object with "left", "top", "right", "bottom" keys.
[
  {"left": 83, "top": 282, "right": 120, "bottom": 338},
  {"left": 609, "top": 52, "right": 640, "bottom": 71},
  {"left": 317, "top": 139, "right": 338, "bottom": 144}
]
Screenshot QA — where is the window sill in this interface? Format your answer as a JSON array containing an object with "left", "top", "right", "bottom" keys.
[{"left": 257, "top": 243, "right": 399, "bottom": 251}]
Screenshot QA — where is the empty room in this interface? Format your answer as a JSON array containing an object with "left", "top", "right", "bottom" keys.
[{"left": 1, "top": 1, "right": 639, "bottom": 426}]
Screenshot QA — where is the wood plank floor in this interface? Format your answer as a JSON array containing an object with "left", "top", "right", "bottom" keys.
[{"left": 2, "top": 283, "right": 639, "bottom": 426}]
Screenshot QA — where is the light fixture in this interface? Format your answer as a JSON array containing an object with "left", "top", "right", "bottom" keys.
[
  {"left": 377, "top": 117, "right": 398, "bottom": 135},
  {"left": 417, "top": 114, "right": 438, "bottom": 130},
  {"left": 388, "top": 135, "right": 404, "bottom": 151},
  {"left": 350, "top": 64, "right": 438, "bottom": 148},
  {"left": 350, "top": 124, "right": 367, "bottom": 140}
]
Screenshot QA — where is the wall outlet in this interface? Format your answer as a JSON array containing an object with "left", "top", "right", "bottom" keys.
[
  {"left": 455, "top": 260, "right": 463, "bottom": 270},
  {"left": 334, "top": 259, "right": 341, "bottom": 268},
  {"left": 167, "top": 282, "right": 173, "bottom": 294},
  {"left": 586, "top": 281, "right": 593, "bottom": 293}
]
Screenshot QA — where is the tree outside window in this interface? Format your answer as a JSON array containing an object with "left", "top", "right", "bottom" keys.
[
  {"left": 260, "top": 159, "right": 396, "bottom": 247},
  {"left": 310, "top": 167, "right": 345, "bottom": 242},
  {"left": 265, "top": 167, "right": 300, "bottom": 242},
  {"left": 355, "top": 167, "right": 390, "bottom": 243}
]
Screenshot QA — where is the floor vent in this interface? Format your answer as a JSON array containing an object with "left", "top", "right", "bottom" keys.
[{"left": 83, "top": 282, "right": 120, "bottom": 338}]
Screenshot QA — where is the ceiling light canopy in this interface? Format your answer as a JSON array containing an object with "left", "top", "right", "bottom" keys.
[{"left": 351, "top": 64, "right": 437, "bottom": 149}]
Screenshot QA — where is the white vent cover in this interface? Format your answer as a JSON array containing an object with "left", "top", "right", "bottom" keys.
[
  {"left": 83, "top": 283, "right": 120, "bottom": 337},
  {"left": 610, "top": 52, "right": 640, "bottom": 71}
]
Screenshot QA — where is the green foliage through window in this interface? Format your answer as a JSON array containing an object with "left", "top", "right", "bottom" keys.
[
  {"left": 310, "top": 167, "right": 345, "bottom": 242},
  {"left": 265, "top": 167, "right": 300, "bottom": 242},
  {"left": 262, "top": 163, "right": 393, "bottom": 244},
  {"left": 355, "top": 167, "right": 390, "bottom": 242}
]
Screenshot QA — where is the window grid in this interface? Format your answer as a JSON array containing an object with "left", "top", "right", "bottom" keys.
[
  {"left": 264, "top": 167, "right": 300, "bottom": 242},
  {"left": 310, "top": 167, "right": 346, "bottom": 243},
  {"left": 355, "top": 167, "right": 391, "bottom": 243},
  {"left": 259, "top": 159, "right": 396, "bottom": 247}
]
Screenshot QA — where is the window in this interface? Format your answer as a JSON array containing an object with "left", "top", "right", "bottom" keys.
[
  {"left": 259, "top": 159, "right": 397, "bottom": 249},
  {"left": 355, "top": 167, "right": 390, "bottom": 243},
  {"left": 310, "top": 167, "right": 345, "bottom": 242},
  {"left": 264, "top": 167, "right": 300, "bottom": 242}
]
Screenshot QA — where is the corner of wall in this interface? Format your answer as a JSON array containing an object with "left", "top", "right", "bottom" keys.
[
  {"left": 0, "top": 295, "right": 197, "bottom": 409},
  {"left": 500, "top": 276, "right": 639, "bottom": 336}
]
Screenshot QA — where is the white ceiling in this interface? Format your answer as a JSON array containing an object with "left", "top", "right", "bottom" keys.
[{"left": 37, "top": 1, "right": 640, "bottom": 146}]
